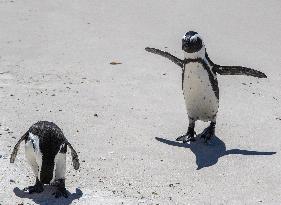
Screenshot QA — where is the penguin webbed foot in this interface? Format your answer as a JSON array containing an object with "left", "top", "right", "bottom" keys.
[
  {"left": 51, "top": 178, "right": 68, "bottom": 198},
  {"left": 176, "top": 131, "right": 196, "bottom": 143},
  {"left": 24, "top": 179, "right": 44, "bottom": 194},
  {"left": 200, "top": 123, "right": 215, "bottom": 143},
  {"left": 53, "top": 187, "right": 68, "bottom": 198}
]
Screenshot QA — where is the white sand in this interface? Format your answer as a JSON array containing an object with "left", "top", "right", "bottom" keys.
[{"left": 0, "top": 0, "right": 280, "bottom": 204}]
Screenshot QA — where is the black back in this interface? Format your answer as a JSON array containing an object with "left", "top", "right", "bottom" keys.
[{"left": 27, "top": 121, "right": 66, "bottom": 184}]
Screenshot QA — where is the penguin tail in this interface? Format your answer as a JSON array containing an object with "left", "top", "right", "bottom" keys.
[
  {"left": 10, "top": 131, "right": 29, "bottom": 163},
  {"left": 65, "top": 140, "right": 80, "bottom": 170}
]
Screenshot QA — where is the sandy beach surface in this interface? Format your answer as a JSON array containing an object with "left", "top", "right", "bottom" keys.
[{"left": 0, "top": 0, "right": 281, "bottom": 204}]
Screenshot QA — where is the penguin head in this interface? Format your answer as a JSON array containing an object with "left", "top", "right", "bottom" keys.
[{"left": 182, "top": 31, "right": 205, "bottom": 57}]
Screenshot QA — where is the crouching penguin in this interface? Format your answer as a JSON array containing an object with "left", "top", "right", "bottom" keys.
[{"left": 10, "top": 121, "right": 80, "bottom": 198}]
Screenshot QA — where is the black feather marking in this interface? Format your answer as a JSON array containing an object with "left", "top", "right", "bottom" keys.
[
  {"left": 145, "top": 47, "right": 184, "bottom": 68},
  {"left": 205, "top": 51, "right": 215, "bottom": 66},
  {"left": 199, "top": 59, "right": 219, "bottom": 99},
  {"left": 31, "top": 139, "right": 36, "bottom": 150}
]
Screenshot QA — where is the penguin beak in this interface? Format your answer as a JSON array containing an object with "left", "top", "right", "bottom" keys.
[
  {"left": 182, "top": 43, "right": 188, "bottom": 51},
  {"left": 182, "top": 39, "right": 191, "bottom": 52}
]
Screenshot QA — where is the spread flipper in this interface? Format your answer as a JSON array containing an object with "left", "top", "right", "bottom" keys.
[
  {"left": 213, "top": 65, "right": 267, "bottom": 78},
  {"left": 145, "top": 47, "right": 184, "bottom": 68},
  {"left": 65, "top": 140, "right": 80, "bottom": 170},
  {"left": 205, "top": 52, "right": 267, "bottom": 78},
  {"left": 10, "top": 132, "right": 29, "bottom": 163}
]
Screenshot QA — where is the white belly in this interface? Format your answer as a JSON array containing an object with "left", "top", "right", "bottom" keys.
[
  {"left": 52, "top": 144, "right": 66, "bottom": 182},
  {"left": 183, "top": 62, "right": 219, "bottom": 121},
  {"left": 25, "top": 133, "right": 42, "bottom": 179}
]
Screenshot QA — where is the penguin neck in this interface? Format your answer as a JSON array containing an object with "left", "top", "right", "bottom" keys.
[{"left": 183, "top": 47, "right": 206, "bottom": 60}]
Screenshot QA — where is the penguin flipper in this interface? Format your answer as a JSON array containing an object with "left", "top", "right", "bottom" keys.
[
  {"left": 145, "top": 47, "right": 184, "bottom": 68},
  {"left": 214, "top": 65, "right": 267, "bottom": 78},
  {"left": 205, "top": 52, "right": 267, "bottom": 78},
  {"left": 65, "top": 140, "right": 80, "bottom": 170},
  {"left": 10, "top": 132, "right": 29, "bottom": 163}
]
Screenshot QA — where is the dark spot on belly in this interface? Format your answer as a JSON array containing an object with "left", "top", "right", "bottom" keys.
[
  {"left": 31, "top": 139, "right": 35, "bottom": 149},
  {"left": 203, "top": 96, "right": 206, "bottom": 100}
]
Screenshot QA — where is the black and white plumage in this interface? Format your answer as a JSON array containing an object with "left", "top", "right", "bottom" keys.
[
  {"left": 145, "top": 31, "right": 267, "bottom": 143},
  {"left": 10, "top": 121, "right": 80, "bottom": 198}
]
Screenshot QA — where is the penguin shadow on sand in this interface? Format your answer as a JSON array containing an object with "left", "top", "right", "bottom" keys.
[
  {"left": 156, "top": 131, "right": 276, "bottom": 170},
  {"left": 13, "top": 186, "right": 83, "bottom": 205}
]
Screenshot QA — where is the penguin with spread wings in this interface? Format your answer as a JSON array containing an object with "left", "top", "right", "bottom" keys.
[{"left": 145, "top": 31, "right": 266, "bottom": 143}]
